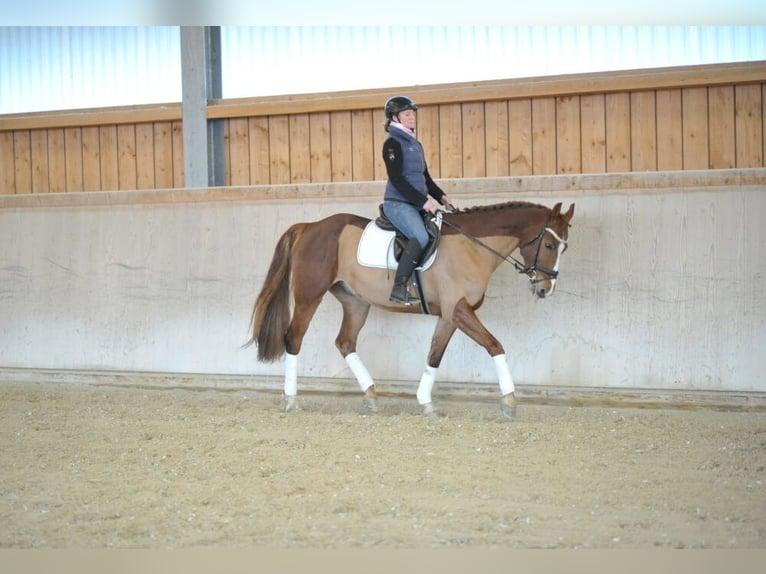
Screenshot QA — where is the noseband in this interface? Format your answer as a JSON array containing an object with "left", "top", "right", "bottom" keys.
[{"left": 439, "top": 213, "right": 567, "bottom": 284}]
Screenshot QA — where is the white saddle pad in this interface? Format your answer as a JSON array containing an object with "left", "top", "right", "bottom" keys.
[{"left": 357, "top": 221, "right": 436, "bottom": 271}]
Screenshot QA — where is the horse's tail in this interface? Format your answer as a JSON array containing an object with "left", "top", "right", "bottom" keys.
[{"left": 244, "top": 223, "right": 305, "bottom": 362}]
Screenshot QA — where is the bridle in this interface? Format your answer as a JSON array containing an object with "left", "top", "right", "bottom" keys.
[{"left": 437, "top": 211, "right": 568, "bottom": 285}]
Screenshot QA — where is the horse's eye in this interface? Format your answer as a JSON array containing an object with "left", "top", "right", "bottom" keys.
[{"left": 545, "top": 242, "right": 554, "bottom": 251}]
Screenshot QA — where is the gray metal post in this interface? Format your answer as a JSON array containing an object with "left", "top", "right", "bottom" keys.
[{"left": 181, "top": 26, "right": 224, "bottom": 188}]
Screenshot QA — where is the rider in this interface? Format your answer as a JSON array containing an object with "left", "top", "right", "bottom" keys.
[{"left": 382, "top": 95, "right": 455, "bottom": 305}]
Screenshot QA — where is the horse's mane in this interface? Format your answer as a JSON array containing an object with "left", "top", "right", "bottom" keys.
[{"left": 452, "top": 200, "right": 547, "bottom": 215}]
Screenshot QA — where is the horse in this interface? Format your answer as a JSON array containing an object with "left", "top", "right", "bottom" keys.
[{"left": 245, "top": 200, "right": 575, "bottom": 418}]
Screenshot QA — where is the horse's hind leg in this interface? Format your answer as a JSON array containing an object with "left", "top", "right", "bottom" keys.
[
  {"left": 329, "top": 283, "right": 377, "bottom": 411},
  {"left": 417, "top": 318, "right": 457, "bottom": 417}
]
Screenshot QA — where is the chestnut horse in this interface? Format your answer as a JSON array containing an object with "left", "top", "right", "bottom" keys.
[{"left": 246, "top": 200, "right": 575, "bottom": 418}]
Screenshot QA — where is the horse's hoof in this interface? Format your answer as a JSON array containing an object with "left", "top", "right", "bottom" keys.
[
  {"left": 363, "top": 397, "right": 378, "bottom": 412},
  {"left": 284, "top": 395, "right": 300, "bottom": 413},
  {"left": 500, "top": 394, "right": 517, "bottom": 420},
  {"left": 422, "top": 403, "right": 444, "bottom": 418}
]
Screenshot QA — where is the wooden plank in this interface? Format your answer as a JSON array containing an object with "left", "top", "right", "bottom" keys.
[
  {"left": 656, "top": 89, "right": 683, "bottom": 171},
  {"left": 228, "top": 117, "right": 251, "bottom": 186},
  {"left": 152, "top": 122, "right": 174, "bottom": 189},
  {"left": 509, "top": 99, "right": 532, "bottom": 176},
  {"left": 708, "top": 86, "right": 736, "bottom": 169},
  {"left": 682, "top": 87, "right": 709, "bottom": 170},
  {"left": 81, "top": 126, "right": 101, "bottom": 191},
  {"left": 117, "top": 124, "right": 137, "bottom": 190},
  {"left": 630, "top": 90, "right": 657, "bottom": 171},
  {"left": 248, "top": 117, "right": 270, "bottom": 185},
  {"left": 605, "top": 92, "right": 631, "bottom": 172},
  {"left": 439, "top": 103, "right": 463, "bottom": 178},
  {"left": 734, "top": 83, "right": 763, "bottom": 168},
  {"left": 351, "top": 109, "right": 374, "bottom": 181},
  {"left": 171, "top": 120, "right": 184, "bottom": 188},
  {"left": 47, "top": 129, "right": 67, "bottom": 193},
  {"left": 461, "top": 102, "right": 486, "bottom": 178},
  {"left": 268, "top": 115, "right": 291, "bottom": 184},
  {"left": 99, "top": 125, "right": 119, "bottom": 192},
  {"left": 309, "top": 113, "right": 331, "bottom": 183},
  {"left": 13, "top": 131, "right": 32, "bottom": 194},
  {"left": 222, "top": 119, "right": 231, "bottom": 186},
  {"left": 415, "top": 104, "right": 440, "bottom": 179},
  {"left": 531, "top": 97, "right": 556, "bottom": 175},
  {"left": 0, "top": 102, "right": 182, "bottom": 131},
  {"left": 330, "top": 111, "right": 353, "bottom": 182},
  {"left": 580, "top": 94, "right": 606, "bottom": 173},
  {"left": 64, "top": 127, "right": 83, "bottom": 192},
  {"left": 30, "top": 129, "right": 50, "bottom": 193},
  {"left": 556, "top": 95, "right": 581, "bottom": 174},
  {"left": 204, "top": 62, "right": 766, "bottom": 120},
  {"left": 135, "top": 123, "right": 155, "bottom": 189},
  {"left": 0, "top": 131, "right": 14, "bottom": 194},
  {"left": 484, "top": 100, "right": 509, "bottom": 177},
  {"left": 289, "top": 114, "right": 311, "bottom": 183}
]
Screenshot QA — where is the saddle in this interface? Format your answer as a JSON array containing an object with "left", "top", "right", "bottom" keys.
[{"left": 374, "top": 204, "right": 441, "bottom": 266}]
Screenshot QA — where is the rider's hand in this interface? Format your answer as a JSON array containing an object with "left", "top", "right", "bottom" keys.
[
  {"left": 441, "top": 195, "right": 456, "bottom": 212},
  {"left": 423, "top": 197, "right": 440, "bottom": 214}
]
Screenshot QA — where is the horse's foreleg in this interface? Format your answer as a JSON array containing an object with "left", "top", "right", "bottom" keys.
[
  {"left": 330, "top": 283, "right": 377, "bottom": 411},
  {"left": 452, "top": 298, "right": 517, "bottom": 419},
  {"left": 416, "top": 318, "right": 457, "bottom": 417}
]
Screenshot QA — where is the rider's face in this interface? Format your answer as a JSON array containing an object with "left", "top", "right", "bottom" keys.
[{"left": 396, "top": 109, "right": 416, "bottom": 130}]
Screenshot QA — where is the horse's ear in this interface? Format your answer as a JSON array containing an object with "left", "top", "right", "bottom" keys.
[
  {"left": 552, "top": 202, "right": 562, "bottom": 216},
  {"left": 563, "top": 203, "right": 575, "bottom": 223}
]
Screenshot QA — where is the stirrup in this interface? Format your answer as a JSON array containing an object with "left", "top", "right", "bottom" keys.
[{"left": 389, "top": 284, "right": 419, "bottom": 306}]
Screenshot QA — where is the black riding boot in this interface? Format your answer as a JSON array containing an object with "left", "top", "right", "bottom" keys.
[{"left": 390, "top": 237, "right": 424, "bottom": 305}]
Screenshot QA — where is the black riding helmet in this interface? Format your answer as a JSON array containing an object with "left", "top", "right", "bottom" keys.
[{"left": 384, "top": 95, "right": 418, "bottom": 120}]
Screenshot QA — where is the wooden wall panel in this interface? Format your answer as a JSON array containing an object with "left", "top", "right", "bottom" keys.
[
  {"left": 508, "top": 99, "right": 532, "bottom": 176},
  {"left": 309, "top": 113, "right": 331, "bottom": 183},
  {"left": 461, "top": 102, "right": 486, "bottom": 178},
  {"left": 82, "top": 126, "right": 101, "bottom": 191},
  {"left": 484, "top": 101, "right": 509, "bottom": 177},
  {"left": 99, "top": 126, "right": 119, "bottom": 191},
  {"left": 48, "top": 129, "right": 67, "bottom": 192},
  {"left": 30, "top": 129, "right": 49, "bottom": 193},
  {"left": 682, "top": 87, "right": 709, "bottom": 170},
  {"left": 708, "top": 86, "right": 736, "bottom": 169},
  {"left": 248, "top": 117, "right": 269, "bottom": 185},
  {"left": 135, "top": 123, "right": 155, "bottom": 189},
  {"left": 289, "top": 114, "right": 311, "bottom": 183},
  {"left": 0, "top": 63, "right": 763, "bottom": 194},
  {"left": 415, "top": 105, "right": 440, "bottom": 178},
  {"left": 268, "top": 115, "right": 290, "bottom": 184},
  {"left": 439, "top": 104, "right": 463, "bottom": 178},
  {"left": 152, "top": 122, "right": 173, "bottom": 189},
  {"left": 656, "top": 89, "right": 683, "bottom": 171},
  {"left": 605, "top": 93, "right": 631, "bottom": 172},
  {"left": 0, "top": 131, "right": 14, "bottom": 193},
  {"left": 532, "top": 97, "right": 556, "bottom": 175},
  {"left": 630, "top": 91, "right": 657, "bottom": 171},
  {"left": 171, "top": 120, "right": 184, "bottom": 187},
  {"left": 228, "top": 117, "right": 250, "bottom": 186},
  {"left": 117, "top": 124, "right": 137, "bottom": 190},
  {"left": 13, "top": 131, "right": 31, "bottom": 194},
  {"left": 351, "top": 109, "right": 374, "bottom": 181},
  {"left": 734, "top": 84, "right": 763, "bottom": 168},
  {"left": 580, "top": 94, "right": 606, "bottom": 173},
  {"left": 330, "top": 111, "right": 353, "bottom": 182},
  {"left": 556, "top": 96, "right": 581, "bottom": 174}
]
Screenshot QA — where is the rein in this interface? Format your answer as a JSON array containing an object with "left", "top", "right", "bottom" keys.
[{"left": 437, "top": 210, "right": 566, "bottom": 283}]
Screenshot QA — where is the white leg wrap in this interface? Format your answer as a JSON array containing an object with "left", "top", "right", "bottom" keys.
[
  {"left": 284, "top": 353, "right": 298, "bottom": 396},
  {"left": 345, "top": 352, "right": 374, "bottom": 392},
  {"left": 493, "top": 354, "right": 515, "bottom": 395},
  {"left": 416, "top": 365, "right": 437, "bottom": 405}
]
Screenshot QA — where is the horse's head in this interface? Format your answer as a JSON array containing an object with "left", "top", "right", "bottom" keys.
[{"left": 518, "top": 202, "right": 575, "bottom": 299}]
